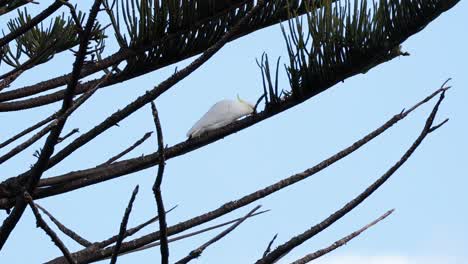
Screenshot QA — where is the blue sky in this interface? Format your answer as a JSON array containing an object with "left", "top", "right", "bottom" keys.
[{"left": 0, "top": 1, "right": 467, "bottom": 263}]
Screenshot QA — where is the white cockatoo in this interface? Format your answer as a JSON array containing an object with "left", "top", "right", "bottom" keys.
[{"left": 186, "top": 95, "right": 255, "bottom": 138}]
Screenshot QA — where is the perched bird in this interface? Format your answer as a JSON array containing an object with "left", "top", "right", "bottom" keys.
[{"left": 187, "top": 95, "right": 255, "bottom": 138}]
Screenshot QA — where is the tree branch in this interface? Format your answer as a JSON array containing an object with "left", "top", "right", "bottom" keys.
[
  {"left": 0, "top": 0, "right": 38, "bottom": 16},
  {"left": 0, "top": 0, "right": 103, "bottom": 249},
  {"left": 175, "top": 205, "right": 262, "bottom": 264},
  {"left": 120, "top": 209, "right": 269, "bottom": 257},
  {"left": 57, "top": 128, "right": 79, "bottom": 144},
  {"left": 36, "top": 204, "right": 92, "bottom": 247},
  {"left": 0, "top": 70, "right": 23, "bottom": 92},
  {"left": 289, "top": 209, "right": 394, "bottom": 264},
  {"left": 150, "top": 101, "right": 169, "bottom": 264},
  {"left": 109, "top": 185, "right": 139, "bottom": 264},
  {"left": 263, "top": 234, "right": 278, "bottom": 257},
  {"left": 256, "top": 92, "right": 448, "bottom": 264},
  {"left": 96, "top": 205, "right": 178, "bottom": 249},
  {"left": 24, "top": 192, "right": 77, "bottom": 264},
  {"left": 100, "top": 132, "right": 153, "bottom": 166},
  {"left": 0, "top": 113, "right": 54, "bottom": 150},
  {"left": 0, "top": 70, "right": 109, "bottom": 165}
]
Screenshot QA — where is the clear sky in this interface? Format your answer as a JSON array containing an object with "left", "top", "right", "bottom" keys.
[{"left": 0, "top": 1, "right": 467, "bottom": 263}]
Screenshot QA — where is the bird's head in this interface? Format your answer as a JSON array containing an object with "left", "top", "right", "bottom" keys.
[{"left": 237, "top": 95, "right": 255, "bottom": 114}]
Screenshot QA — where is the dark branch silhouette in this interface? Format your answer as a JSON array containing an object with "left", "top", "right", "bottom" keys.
[
  {"left": 175, "top": 205, "right": 262, "bottom": 264},
  {"left": 262, "top": 234, "right": 278, "bottom": 257},
  {"left": 25, "top": 192, "right": 77, "bottom": 264},
  {"left": 101, "top": 132, "right": 153, "bottom": 166},
  {"left": 150, "top": 101, "right": 169, "bottom": 264},
  {"left": 36, "top": 204, "right": 92, "bottom": 247},
  {"left": 290, "top": 209, "right": 395, "bottom": 264},
  {"left": 256, "top": 92, "right": 447, "bottom": 264},
  {"left": 109, "top": 185, "right": 139, "bottom": 264}
]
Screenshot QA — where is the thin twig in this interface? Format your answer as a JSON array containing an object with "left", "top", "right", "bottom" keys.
[
  {"left": 36, "top": 204, "right": 92, "bottom": 247},
  {"left": 109, "top": 185, "right": 139, "bottom": 264},
  {"left": 256, "top": 92, "right": 448, "bottom": 264},
  {"left": 263, "top": 234, "right": 278, "bottom": 257},
  {"left": 121, "top": 209, "right": 270, "bottom": 256},
  {"left": 150, "top": 101, "right": 169, "bottom": 264},
  {"left": 0, "top": 113, "right": 54, "bottom": 150},
  {"left": 0, "top": 121, "right": 55, "bottom": 165},
  {"left": 289, "top": 209, "right": 394, "bottom": 264},
  {"left": 101, "top": 132, "right": 153, "bottom": 166},
  {"left": 175, "top": 205, "right": 262, "bottom": 264},
  {"left": 57, "top": 128, "right": 79, "bottom": 144},
  {"left": 98, "top": 205, "right": 178, "bottom": 249},
  {"left": 24, "top": 192, "right": 77, "bottom": 264},
  {"left": 0, "top": 0, "right": 38, "bottom": 16},
  {"left": 44, "top": 205, "right": 178, "bottom": 263}
]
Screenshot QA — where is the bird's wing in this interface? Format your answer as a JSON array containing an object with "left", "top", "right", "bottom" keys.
[{"left": 187, "top": 100, "right": 238, "bottom": 137}]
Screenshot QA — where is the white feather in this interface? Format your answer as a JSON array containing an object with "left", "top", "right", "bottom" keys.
[{"left": 187, "top": 99, "right": 254, "bottom": 137}]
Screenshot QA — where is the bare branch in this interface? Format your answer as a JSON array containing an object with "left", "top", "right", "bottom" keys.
[
  {"left": 109, "top": 185, "right": 139, "bottom": 264},
  {"left": 256, "top": 92, "right": 448, "bottom": 264},
  {"left": 0, "top": 70, "right": 110, "bottom": 165},
  {"left": 263, "top": 234, "right": 278, "bottom": 257},
  {"left": 99, "top": 132, "right": 153, "bottom": 166},
  {"left": 289, "top": 209, "right": 394, "bottom": 264},
  {"left": 0, "top": 112, "right": 54, "bottom": 150},
  {"left": 0, "top": 70, "right": 23, "bottom": 91},
  {"left": 97, "top": 205, "right": 178, "bottom": 249},
  {"left": 121, "top": 209, "right": 270, "bottom": 257},
  {"left": 150, "top": 101, "right": 169, "bottom": 264},
  {"left": 36, "top": 204, "right": 92, "bottom": 247},
  {"left": 24, "top": 192, "right": 77, "bottom": 264},
  {"left": 175, "top": 205, "right": 262, "bottom": 264},
  {"left": 0, "top": 0, "right": 103, "bottom": 249},
  {"left": 57, "top": 128, "right": 80, "bottom": 144},
  {"left": 0, "top": 121, "right": 54, "bottom": 165},
  {"left": 0, "top": 0, "right": 38, "bottom": 16}
]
